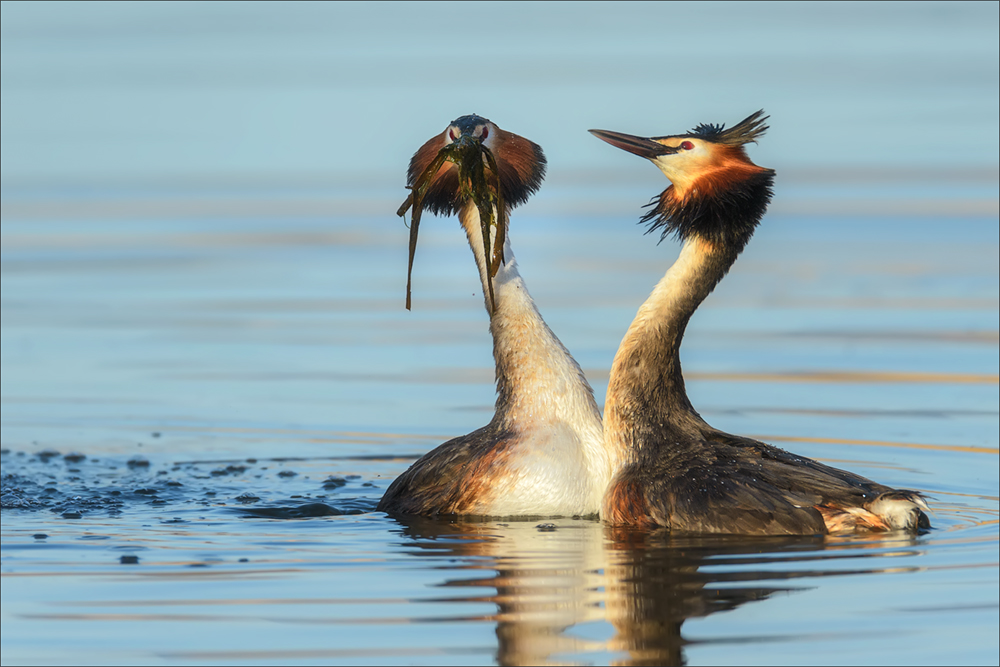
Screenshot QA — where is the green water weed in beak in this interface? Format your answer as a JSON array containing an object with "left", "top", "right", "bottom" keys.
[{"left": 397, "top": 138, "right": 506, "bottom": 314}]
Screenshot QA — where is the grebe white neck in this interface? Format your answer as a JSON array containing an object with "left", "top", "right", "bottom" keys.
[{"left": 455, "top": 202, "right": 612, "bottom": 515}]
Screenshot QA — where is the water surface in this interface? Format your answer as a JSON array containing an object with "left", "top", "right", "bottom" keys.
[{"left": 2, "top": 3, "right": 998, "bottom": 665}]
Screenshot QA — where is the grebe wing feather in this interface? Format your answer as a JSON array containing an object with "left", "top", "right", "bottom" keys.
[
  {"left": 632, "top": 448, "right": 829, "bottom": 535},
  {"left": 377, "top": 421, "right": 514, "bottom": 516},
  {"left": 700, "top": 430, "right": 892, "bottom": 504}
]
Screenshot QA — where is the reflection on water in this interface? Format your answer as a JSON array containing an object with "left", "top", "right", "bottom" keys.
[
  {"left": 2, "top": 440, "right": 997, "bottom": 665},
  {"left": 389, "top": 517, "right": 953, "bottom": 666},
  {"left": 396, "top": 519, "right": 822, "bottom": 666}
]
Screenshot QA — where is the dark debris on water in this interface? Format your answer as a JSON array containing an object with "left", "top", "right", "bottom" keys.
[
  {"left": 235, "top": 502, "right": 364, "bottom": 519},
  {"left": 2, "top": 447, "right": 381, "bottom": 520}
]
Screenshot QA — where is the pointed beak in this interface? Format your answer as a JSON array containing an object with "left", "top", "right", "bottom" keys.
[
  {"left": 452, "top": 130, "right": 481, "bottom": 149},
  {"left": 589, "top": 129, "right": 678, "bottom": 158}
]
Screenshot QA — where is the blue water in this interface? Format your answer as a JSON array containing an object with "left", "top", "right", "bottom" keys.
[{"left": 2, "top": 2, "right": 998, "bottom": 665}]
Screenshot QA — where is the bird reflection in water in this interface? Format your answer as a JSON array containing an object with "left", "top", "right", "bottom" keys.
[{"left": 390, "top": 517, "right": 924, "bottom": 666}]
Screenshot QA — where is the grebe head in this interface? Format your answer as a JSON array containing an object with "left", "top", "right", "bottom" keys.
[
  {"left": 406, "top": 114, "right": 547, "bottom": 216},
  {"left": 398, "top": 115, "right": 546, "bottom": 311},
  {"left": 590, "top": 111, "right": 775, "bottom": 254}
]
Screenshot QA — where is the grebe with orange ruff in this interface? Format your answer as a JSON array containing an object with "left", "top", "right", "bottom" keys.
[
  {"left": 378, "top": 115, "right": 610, "bottom": 518},
  {"left": 591, "top": 111, "right": 930, "bottom": 534}
]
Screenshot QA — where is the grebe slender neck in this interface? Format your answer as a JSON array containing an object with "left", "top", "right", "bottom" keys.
[
  {"left": 603, "top": 238, "right": 723, "bottom": 462},
  {"left": 458, "top": 200, "right": 602, "bottom": 433},
  {"left": 602, "top": 212, "right": 770, "bottom": 467}
]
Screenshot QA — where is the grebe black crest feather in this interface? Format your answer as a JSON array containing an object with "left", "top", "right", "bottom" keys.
[{"left": 682, "top": 109, "right": 770, "bottom": 146}]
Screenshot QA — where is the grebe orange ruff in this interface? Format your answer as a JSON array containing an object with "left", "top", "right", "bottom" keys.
[
  {"left": 377, "top": 115, "right": 610, "bottom": 518},
  {"left": 591, "top": 111, "right": 930, "bottom": 535}
]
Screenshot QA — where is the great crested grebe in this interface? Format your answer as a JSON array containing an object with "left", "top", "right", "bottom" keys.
[
  {"left": 377, "top": 115, "right": 610, "bottom": 517},
  {"left": 590, "top": 111, "right": 930, "bottom": 535}
]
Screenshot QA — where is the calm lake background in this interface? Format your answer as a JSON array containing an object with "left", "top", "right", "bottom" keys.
[{"left": 2, "top": 2, "right": 998, "bottom": 665}]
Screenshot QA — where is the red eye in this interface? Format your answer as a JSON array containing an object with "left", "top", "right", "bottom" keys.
[
  {"left": 480, "top": 126, "right": 489, "bottom": 140},
  {"left": 681, "top": 141, "right": 694, "bottom": 150},
  {"left": 449, "top": 128, "right": 459, "bottom": 140}
]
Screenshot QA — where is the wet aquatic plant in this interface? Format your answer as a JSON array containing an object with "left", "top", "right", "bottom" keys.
[{"left": 397, "top": 136, "right": 506, "bottom": 314}]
